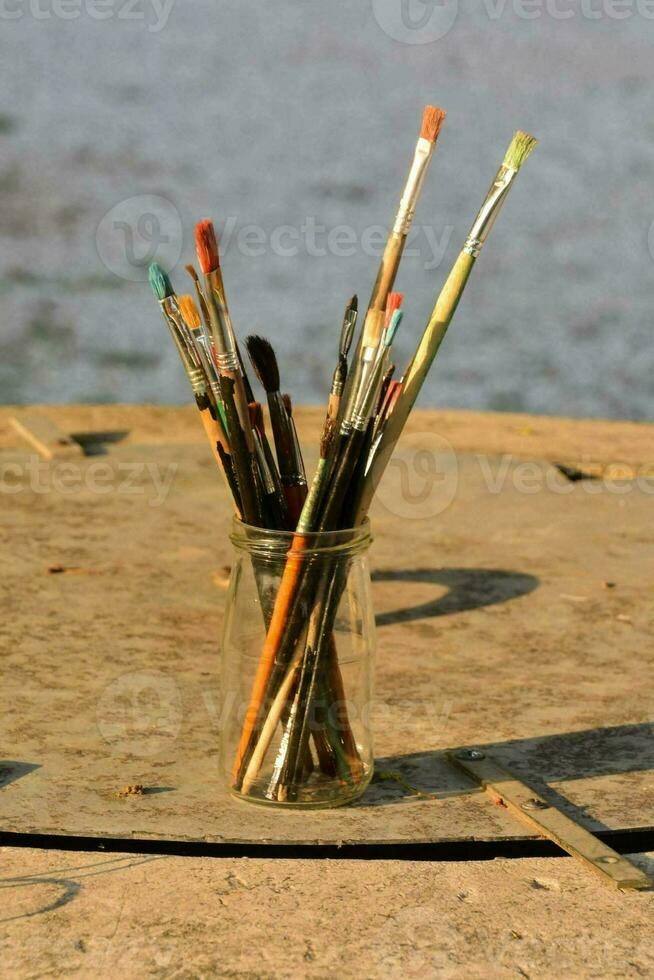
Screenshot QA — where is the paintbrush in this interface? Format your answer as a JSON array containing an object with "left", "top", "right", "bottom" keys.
[
  {"left": 318, "top": 309, "right": 402, "bottom": 532},
  {"left": 327, "top": 295, "right": 358, "bottom": 424},
  {"left": 148, "top": 265, "right": 240, "bottom": 513},
  {"left": 368, "top": 106, "right": 446, "bottom": 314},
  {"left": 246, "top": 335, "right": 308, "bottom": 524},
  {"left": 195, "top": 220, "right": 255, "bottom": 447},
  {"left": 249, "top": 402, "right": 289, "bottom": 529},
  {"left": 185, "top": 263, "right": 212, "bottom": 333},
  {"left": 358, "top": 131, "right": 538, "bottom": 520},
  {"left": 195, "top": 219, "right": 255, "bottom": 401},
  {"left": 343, "top": 106, "right": 446, "bottom": 422},
  {"left": 220, "top": 375, "right": 265, "bottom": 526},
  {"left": 177, "top": 294, "right": 227, "bottom": 426}
]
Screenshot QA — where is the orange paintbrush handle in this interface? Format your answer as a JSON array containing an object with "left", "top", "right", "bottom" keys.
[{"left": 232, "top": 533, "right": 308, "bottom": 777}]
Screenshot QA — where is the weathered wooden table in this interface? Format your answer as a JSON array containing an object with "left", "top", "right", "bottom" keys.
[{"left": 2, "top": 405, "right": 652, "bottom": 852}]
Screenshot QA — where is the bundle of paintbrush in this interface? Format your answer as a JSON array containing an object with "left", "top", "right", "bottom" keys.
[{"left": 147, "top": 105, "right": 537, "bottom": 802}]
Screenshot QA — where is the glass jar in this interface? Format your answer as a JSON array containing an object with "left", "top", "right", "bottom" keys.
[{"left": 221, "top": 519, "right": 376, "bottom": 807}]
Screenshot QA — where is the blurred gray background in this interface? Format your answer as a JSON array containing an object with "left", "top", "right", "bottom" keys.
[{"left": 0, "top": 0, "right": 652, "bottom": 418}]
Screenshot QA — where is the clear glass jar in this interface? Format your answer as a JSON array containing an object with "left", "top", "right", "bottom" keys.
[{"left": 221, "top": 519, "right": 376, "bottom": 807}]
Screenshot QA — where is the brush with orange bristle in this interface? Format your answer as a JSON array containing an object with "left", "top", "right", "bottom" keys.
[
  {"left": 195, "top": 220, "right": 255, "bottom": 443},
  {"left": 185, "top": 263, "right": 212, "bottom": 335},
  {"left": 195, "top": 220, "right": 255, "bottom": 397},
  {"left": 369, "top": 106, "right": 445, "bottom": 316},
  {"left": 343, "top": 105, "right": 446, "bottom": 422}
]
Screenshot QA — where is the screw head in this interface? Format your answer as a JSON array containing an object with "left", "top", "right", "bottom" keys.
[
  {"left": 597, "top": 855, "right": 619, "bottom": 865},
  {"left": 521, "top": 798, "right": 549, "bottom": 811},
  {"left": 456, "top": 749, "right": 485, "bottom": 761}
]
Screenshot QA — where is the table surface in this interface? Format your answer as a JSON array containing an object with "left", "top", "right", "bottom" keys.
[{"left": 1, "top": 405, "right": 653, "bottom": 846}]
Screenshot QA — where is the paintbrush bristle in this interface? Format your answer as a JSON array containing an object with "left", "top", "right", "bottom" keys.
[
  {"left": 339, "top": 294, "right": 358, "bottom": 358},
  {"left": 148, "top": 263, "right": 174, "bottom": 302},
  {"left": 178, "top": 294, "right": 201, "bottom": 330},
  {"left": 420, "top": 105, "right": 446, "bottom": 143},
  {"left": 245, "top": 335, "right": 280, "bottom": 393},
  {"left": 185, "top": 263, "right": 201, "bottom": 284},
  {"left": 503, "top": 131, "right": 538, "bottom": 171},
  {"left": 384, "top": 310, "right": 403, "bottom": 346},
  {"left": 385, "top": 292, "right": 403, "bottom": 315},
  {"left": 385, "top": 291, "right": 403, "bottom": 326},
  {"left": 249, "top": 401, "right": 265, "bottom": 434},
  {"left": 195, "top": 219, "right": 220, "bottom": 275}
]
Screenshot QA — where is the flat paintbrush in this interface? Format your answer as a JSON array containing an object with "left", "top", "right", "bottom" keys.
[
  {"left": 343, "top": 106, "right": 446, "bottom": 422},
  {"left": 196, "top": 220, "right": 255, "bottom": 448},
  {"left": 178, "top": 294, "right": 227, "bottom": 428}
]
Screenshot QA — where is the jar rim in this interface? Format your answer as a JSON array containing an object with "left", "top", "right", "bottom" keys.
[{"left": 229, "top": 517, "right": 372, "bottom": 557}]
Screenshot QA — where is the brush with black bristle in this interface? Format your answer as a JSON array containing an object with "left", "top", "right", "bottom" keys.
[{"left": 246, "top": 335, "right": 307, "bottom": 525}]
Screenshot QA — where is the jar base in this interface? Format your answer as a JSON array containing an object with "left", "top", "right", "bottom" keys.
[{"left": 228, "top": 763, "right": 374, "bottom": 809}]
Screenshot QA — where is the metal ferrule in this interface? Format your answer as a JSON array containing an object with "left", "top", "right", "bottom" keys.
[
  {"left": 187, "top": 366, "right": 206, "bottom": 396},
  {"left": 392, "top": 137, "right": 433, "bottom": 237},
  {"left": 206, "top": 288, "right": 237, "bottom": 364},
  {"left": 463, "top": 164, "right": 517, "bottom": 257},
  {"left": 347, "top": 344, "right": 381, "bottom": 426},
  {"left": 162, "top": 299, "right": 200, "bottom": 365},
  {"left": 214, "top": 348, "right": 240, "bottom": 374},
  {"left": 349, "top": 409, "right": 369, "bottom": 433},
  {"left": 199, "top": 350, "right": 222, "bottom": 399}
]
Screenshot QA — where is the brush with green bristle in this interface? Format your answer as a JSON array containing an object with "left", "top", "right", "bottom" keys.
[
  {"left": 148, "top": 262, "right": 174, "bottom": 304},
  {"left": 148, "top": 262, "right": 204, "bottom": 386},
  {"left": 357, "top": 130, "right": 537, "bottom": 519}
]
